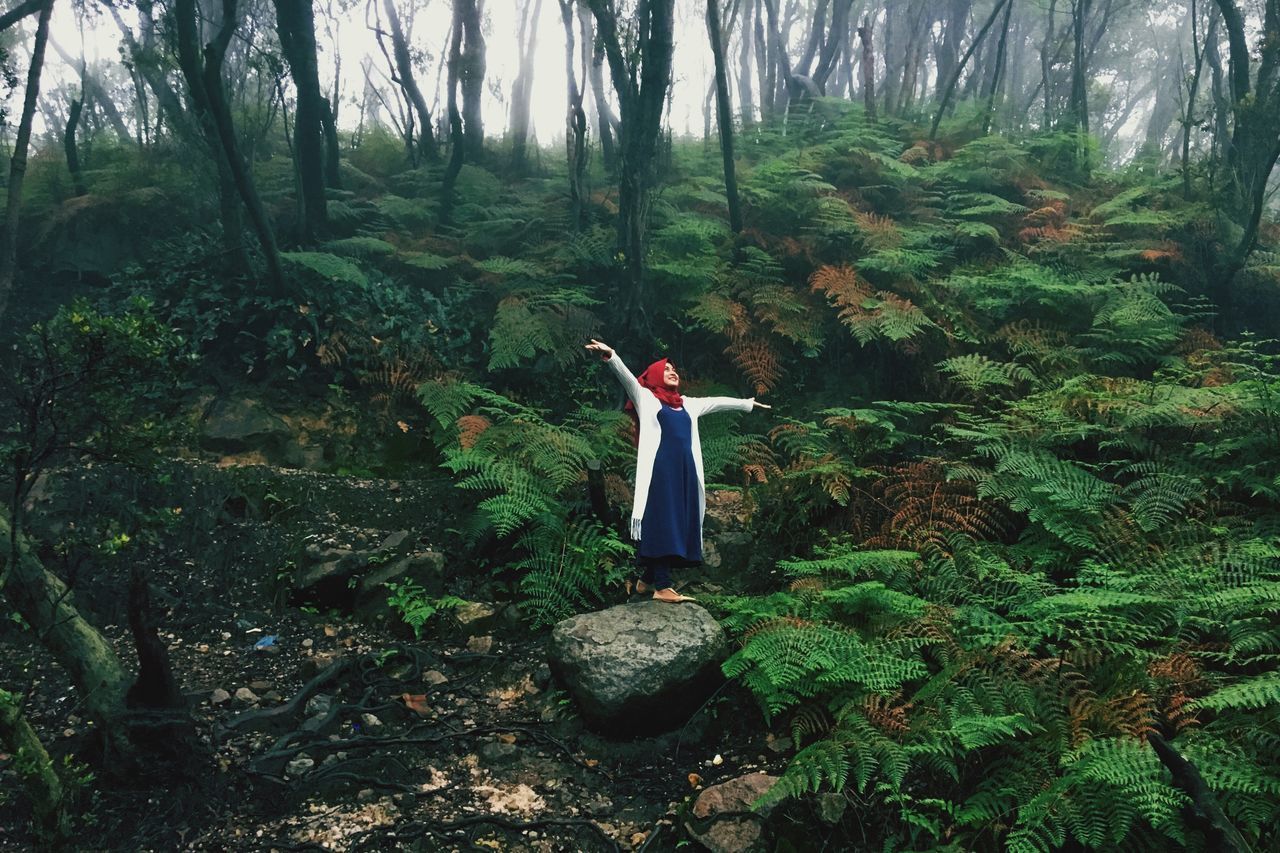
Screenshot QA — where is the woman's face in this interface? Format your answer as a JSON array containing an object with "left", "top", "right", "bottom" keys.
[{"left": 663, "top": 362, "right": 680, "bottom": 388}]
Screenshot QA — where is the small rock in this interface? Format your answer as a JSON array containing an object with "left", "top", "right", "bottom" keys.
[
  {"left": 62, "top": 728, "right": 75, "bottom": 738},
  {"left": 454, "top": 601, "right": 497, "bottom": 630},
  {"left": 306, "top": 650, "right": 343, "bottom": 676},
  {"left": 357, "top": 788, "right": 376, "bottom": 803},
  {"left": 466, "top": 635, "right": 494, "bottom": 654},
  {"left": 249, "top": 680, "right": 273, "bottom": 692},
  {"left": 817, "top": 792, "right": 848, "bottom": 825},
  {"left": 305, "top": 694, "right": 334, "bottom": 717},
  {"left": 378, "top": 530, "right": 411, "bottom": 552},
  {"left": 765, "top": 734, "right": 792, "bottom": 754},
  {"left": 234, "top": 687, "right": 259, "bottom": 703},
  {"left": 209, "top": 688, "right": 231, "bottom": 705},
  {"left": 480, "top": 741, "right": 519, "bottom": 765},
  {"left": 532, "top": 662, "right": 552, "bottom": 690},
  {"left": 263, "top": 691, "right": 283, "bottom": 703},
  {"left": 286, "top": 757, "right": 315, "bottom": 777},
  {"left": 360, "top": 713, "right": 384, "bottom": 729},
  {"left": 423, "top": 670, "right": 449, "bottom": 686},
  {"left": 687, "top": 773, "right": 780, "bottom": 853},
  {"left": 195, "top": 643, "right": 210, "bottom": 653},
  {"left": 585, "top": 796, "right": 613, "bottom": 816},
  {"left": 301, "top": 638, "right": 314, "bottom": 649}
]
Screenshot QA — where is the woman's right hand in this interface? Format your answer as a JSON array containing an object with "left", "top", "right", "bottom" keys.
[{"left": 585, "top": 339, "right": 614, "bottom": 360}]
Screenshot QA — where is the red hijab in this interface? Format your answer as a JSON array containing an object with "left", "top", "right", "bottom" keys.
[{"left": 625, "top": 358, "right": 683, "bottom": 442}]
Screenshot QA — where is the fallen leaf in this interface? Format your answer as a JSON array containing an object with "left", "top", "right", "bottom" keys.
[
  {"left": 323, "top": 625, "right": 338, "bottom": 638},
  {"left": 688, "top": 773, "right": 702, "bottom": 788},
  {"left": 400, "top": 693, "right": 432, "bottom": 716},
  {"left": 583, "top": 758, "right": 599, "bottom": 767},
  {"left": 497, "top": 733, "right": 517, "bottom": 744},
  {"left": 630, "top": 832, "right": 649, "bottom": 846}
]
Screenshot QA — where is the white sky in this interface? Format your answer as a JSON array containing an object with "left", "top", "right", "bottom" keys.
[{"left": 16, "top": 0, "right": 721, "bottom": 144}]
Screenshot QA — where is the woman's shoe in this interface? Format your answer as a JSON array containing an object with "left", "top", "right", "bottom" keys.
[{"left": 653, "top": 587, "right": 696, "bottom": 603}]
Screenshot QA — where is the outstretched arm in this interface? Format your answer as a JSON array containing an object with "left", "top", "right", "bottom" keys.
[
  {"left": 585, "top": 339, "right": 645, "bottom": 407},
  {"left": 692, "top": 396, "right": 772, "bottom": 416}
]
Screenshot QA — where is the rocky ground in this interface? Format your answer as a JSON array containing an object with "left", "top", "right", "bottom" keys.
[{"left": 0, "top": 462, "right": 843, "bottom": 852}]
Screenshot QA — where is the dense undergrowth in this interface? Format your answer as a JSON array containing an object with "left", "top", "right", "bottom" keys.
[{"left": 6, "top": 102, "right": 1280, "bottom": 848}]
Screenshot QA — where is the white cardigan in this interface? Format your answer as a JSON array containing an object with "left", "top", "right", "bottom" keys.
[{"left": 604, "top": 352, "right": 754, "bottom": 544}]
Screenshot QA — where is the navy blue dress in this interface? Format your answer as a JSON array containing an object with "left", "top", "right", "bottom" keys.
[{"left": 638, "top": 405, "right": 702, "bottom": 564}]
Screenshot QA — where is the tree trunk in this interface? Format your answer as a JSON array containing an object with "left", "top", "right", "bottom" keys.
[
  {"left": 125, "top": 565, "right": 186, "bottom": 712},
  {"left": 0, "top": 0, "right": 46, "bottom": 31},
  {"left": 755, "top": 0, "right": 773, "bottom": 116},
  {"left": 1069, "top": 0, "right": 1091, "bottom": 134},
  {"left": 0, "top": 690, "right": 67, "bottom": 840},
  {"left": 1039, "top": 0, "right": 1058, "bottom": 126},
  {"left": 587, "top": 0, "right": 676, "bottom": 323},
  {"left": 930, "top": 0, "right": 1011, "bottom": 139},
  {"left": 795, "top": 0, "right": 830, "bottom": 78},
  {"left": 558, "top": 0, "right": 588, "bottom": 229},
  {"left": 708, "top": 0, "right": 743, "bottom": 233},
  {"left": 378, "top": 0, "right": 438, "bottom": 163},
  {"left": 857, "top": 17, "right": 877, "bottom": 120},
  {"left": 274, "top": 0, "right": 329, "bottom": 242},
  {"left": 1, "top": 512, "right": 130, "bottom": 754},
  {"left": 981, "top": 0, "right": 1015, "bottom": 133},
  {"left": 64, "top": 98, "right": 87, "bottom": 197},
  {"left": 737, "top": 0, "right": 755, "bottom": 123},
  {"left": 935, "top": 0, "right": 972, "bottom": 100},
  {"left": 761, "top": 0, "right": 794, "bottom": 115},
  {"left": 441, "top": 0, "right": 468, "bottom": 224},
  {"left": 896, "top": 3, "right": 931, "bottom": 114},
  {"left": 51, "top": 41, "right": 133, "bottom": 145},
  {"left": 1182, "top": 1, "right": 1212, "bottom": 197},
  {"left": 455, "top": 0, "right": 487, "bottom": 159},
  {"left": 812, "top": 0, "right": 853, "bottom": 93},
  {"left": 175, "top": 0, "right": 286, "bottom": 292},
  {"left": 109, "top": 0, "right": 191, "bottom": 142},
  {"left": 1210, "top": 0, "right": 1280, "bottom": 307},
  {"left": 579, "top": 4, "right": 619, "bottom": 172},
  {"left": 0, "top": 0, "right": 54, "bottom": 326},
  {"left": 321, "top": 98, "right": 342, "bottom": 188},
  {"left": 510, "top": 0, "right": 545, "bottom": 173}
]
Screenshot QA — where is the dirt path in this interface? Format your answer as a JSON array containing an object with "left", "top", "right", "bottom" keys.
[{"left": 0, "top": 467, "right": 793, "bottom": 851}]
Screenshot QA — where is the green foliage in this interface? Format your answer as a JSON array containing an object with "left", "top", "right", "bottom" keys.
[
  {"left": 383, "top": 580, "right": 465, "bottom": 639},
  {"left": 281, "top": 251, "right": 369, "bottom": 287},
  {"left": 417, "top": 377, "right": 633, "bottom": 626}
]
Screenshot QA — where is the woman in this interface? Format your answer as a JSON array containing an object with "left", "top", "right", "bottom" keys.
[{"left": 586, "top": 339, "right": 770, "bottom": 603}]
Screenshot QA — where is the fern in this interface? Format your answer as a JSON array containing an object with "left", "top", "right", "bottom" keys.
[{"left": 281, "top": 251, "right": 368, "bottom": 286}]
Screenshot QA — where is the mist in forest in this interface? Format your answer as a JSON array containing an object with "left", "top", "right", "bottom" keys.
[{"left": 0, "top": 1, "right": 1278, "bottom": 851}]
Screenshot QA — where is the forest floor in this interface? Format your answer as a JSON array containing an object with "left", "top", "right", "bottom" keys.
[{"left": 0, "top": 464, "right": 806, "bottom": 852}]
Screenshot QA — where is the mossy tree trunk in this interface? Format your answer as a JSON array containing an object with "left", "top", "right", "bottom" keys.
[
  {"left": 1, "top": 513, "right": 131, "bottom": 755},
  {"left": 0, "top": 689, "right": 68, "bottom": 841}
]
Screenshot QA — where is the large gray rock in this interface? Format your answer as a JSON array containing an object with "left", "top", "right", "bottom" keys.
[
  {"left": 548, "top": 601, "right": 729, "bottom": 735},
  {"left": 201, "top": 398, "right": 291, "bottom": 453}
]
